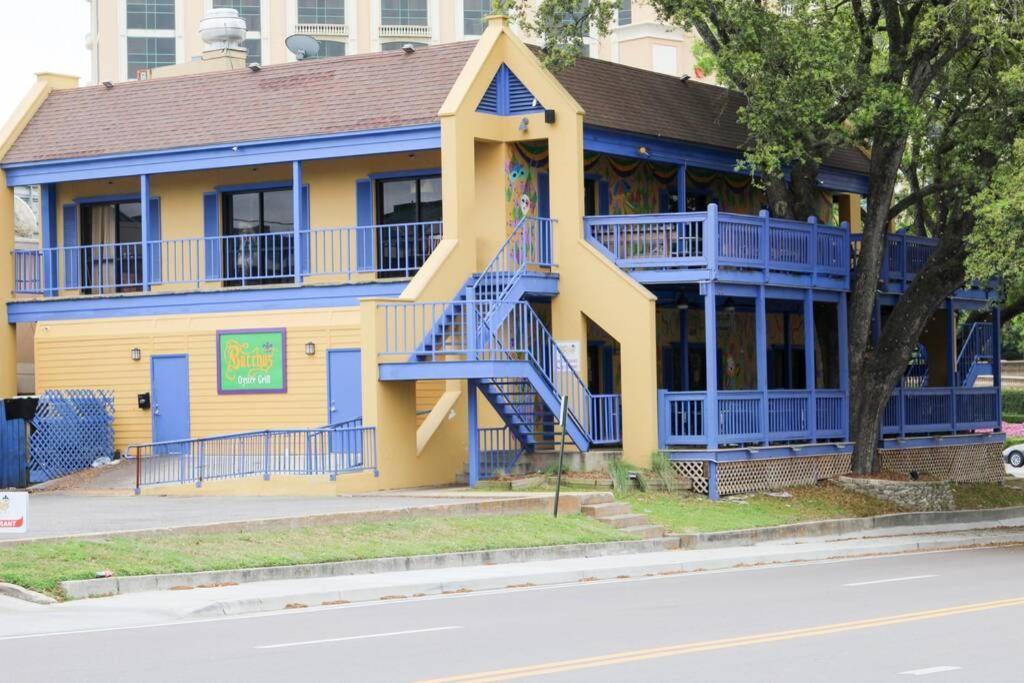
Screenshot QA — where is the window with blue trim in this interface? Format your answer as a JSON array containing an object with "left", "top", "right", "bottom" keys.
[
  {"left": 221, "top": 188, "right": 294, "bottom": 285},
  {"left": 375, "top": 175, "right": 441, "bottom": 274},
  {"left": 298, "top": 0, "right": 345, "bottom": 25},
  {"left": 463, "top": 0, "right": 491, "bottom": 35},
  {"left": 80, "top": 201, "right": 143, "bottom": 295},
  {"left": 126, "top": 0, "right": 175, "bottom": 30},
  {"left": 381, "top": 0, "right": 428, "bottom": 26}
]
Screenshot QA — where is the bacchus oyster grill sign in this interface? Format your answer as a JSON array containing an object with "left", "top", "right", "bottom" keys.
[{"left": 217, "top": 329, "right": 287, "bottom": 394}]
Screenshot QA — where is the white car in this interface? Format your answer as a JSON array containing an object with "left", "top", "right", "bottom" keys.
[{"left": 1004, "top": 443, "right": 1024, "bottom": 468}]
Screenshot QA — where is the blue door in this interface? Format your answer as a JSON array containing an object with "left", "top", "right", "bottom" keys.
[
  {"left": 151, "top": 355, "right": 190, "bottom": 447},
  {"left": 328, "top": 349, "right": 362, "bottom": 423},
  {"left": 327, "top": 350, "right": 362, "bottom": 466}
]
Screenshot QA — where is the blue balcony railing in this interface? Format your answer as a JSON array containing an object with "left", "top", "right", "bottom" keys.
[
  {"left": 657, "top": 388, "right": 848, "bottom": 449},
  {"left": 881, "top": 386, "right": 999, "bottom": 436},
  {"left": 11, "top": 221, "right": 443, "bottom": 295},
  {"left": 584, "top": 206, "right": 850, "bottom": 284}
]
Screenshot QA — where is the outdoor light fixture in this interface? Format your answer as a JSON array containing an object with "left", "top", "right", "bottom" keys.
[
  {"left": 519, "top": 117, "right": 529, "bottom": 133},
  {"left": 680, "top": 74, "right": 691, "bottom": 83},
  {"left": 102, "top": 81, "right": 113, "bottom": 89},
  {"left": 544, "top": 109, "right": 556, "bottom": 124},
  {"left": 305, "top": 342, "right": 316, "bottom": 356},
  {"left": 248, "top": 62, "right": 261, "bottom": 71},
  {"left": 402, "top": 43, "right": 416, "bottom": 53},
  {"left": 676, "top": 300, "right": 689, "bottom": 310},
  {"left": 638, "top": 146, "right": 650, "bottom": 157},
  {"left": 130, "top": 348, "right": 141, "bottom": 362}
]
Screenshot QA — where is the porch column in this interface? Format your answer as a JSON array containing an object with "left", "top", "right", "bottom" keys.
[
  {"left": 40, "top": 183, "right": 57, "bottom": 297},
  {"left": 467, "top": 380, "right": 480, "bottom": 487},
  {"left": 140, "top": 174, "right": 151, "bottom": 291},
  {"left": 677, "top": 163, "right": 687, "bottom": 212},
  {"left": 838, "top": 294, "right": 850, "bottom": 440},
  {"left": 292, "top": 161, "right": 303, "bottom": 285},
  {"left": 678, "top": 304, "right": 689, "bottom": 390},
  {"left": 704, "top": 282, "right": 719, "bottom": 450},
  {"left": 993, "top": 305, "right": 1002, "bottom": 431},
  {"left": 946, "top": 298, "right": 957, "bottom": 433},
  {"left": 784, "top": 312, "right": 793, "bottom": 387},
  {"left": 756, "top": 285, "right": 768, "bottom": 445},
  {"left": 804, "top": 290, "right": 816, "bottom": 441}
]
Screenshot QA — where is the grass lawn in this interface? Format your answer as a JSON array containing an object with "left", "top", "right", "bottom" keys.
[
  {"left": 623, "top": 484, "right": 906, "bottom": 534},
  {"left": 953, "top": 481, "right": 1024, "bottom": 509},
  {"left": 0, "top": 514, "right": 627, "bottom": 598}
]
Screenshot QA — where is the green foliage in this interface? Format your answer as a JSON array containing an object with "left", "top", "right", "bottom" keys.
[
  {"left": 1002, "top": 388, "right": 1024, "bottom": 415},
  {"left": 649, "top": 451, "right": 679, "bottom": 493},
  {"left": 607, "top": 457, "right": 633, "bottom": 493},
  {"left": 497, "top": 0, "right": 620, "bottom": 70}
]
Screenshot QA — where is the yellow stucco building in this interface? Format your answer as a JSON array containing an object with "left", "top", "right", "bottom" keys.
[{"left": 1, "top": 15, "right": 1003, "bottom": 498}]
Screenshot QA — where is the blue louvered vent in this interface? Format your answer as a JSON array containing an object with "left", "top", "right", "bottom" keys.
[{"left": 476, "top": 65, "right": 544, "bottom": 116}]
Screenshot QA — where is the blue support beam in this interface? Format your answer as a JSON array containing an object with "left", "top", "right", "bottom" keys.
[
  {"left": 292, "top": 161, "right": 303, "bottom": 285},
  {"left": 994, "top": 305, "right": 1002, "bottom": 432},
  {"left": 467, "top": 380, "right": 480, "bottom": 487},
  {"left": 704, "top": 282, "right": 719, "bottom": 450},
  {"left": 838, "top": 293, "right": 850, "bottom": 440},
  {"left": 804, "top": 288, "right": 817, "bottom": 442},
  {"left": 40, "top": 183, "right": 57, "bottom": 297},
  {"left": 756, "top": 285, "right": 768, "bottom": 446},
  {"left": 140, "top": 174, "right": 151, "bottom": 292}
]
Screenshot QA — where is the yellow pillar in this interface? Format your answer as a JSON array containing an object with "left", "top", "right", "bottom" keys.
[{"left": 837, "top": 193, "right": 862, "bottom": 234}]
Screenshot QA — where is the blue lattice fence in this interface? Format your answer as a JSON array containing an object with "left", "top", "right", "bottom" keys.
[{"left": 29, "top": 390, "right": 115, "bottom": 483}]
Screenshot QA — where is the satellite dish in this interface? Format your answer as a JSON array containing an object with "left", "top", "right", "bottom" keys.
[{"left": 286, "top": 34, "right": 322, "bottom": 60}]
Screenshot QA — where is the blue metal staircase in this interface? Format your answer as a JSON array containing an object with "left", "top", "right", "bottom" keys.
[
  {"left": 379, "top": 217, "right": 621, "bottom": 481},
  {"left": 956, "top": 322, "right": 994, "bottom": 387}
]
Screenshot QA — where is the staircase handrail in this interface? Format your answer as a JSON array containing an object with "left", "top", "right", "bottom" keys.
[
  {"left": 472, "top": 216, "right": 553, "bottom": 321},
  {"left": 956, "top": 321, "right": 994, "bottom": 384}
]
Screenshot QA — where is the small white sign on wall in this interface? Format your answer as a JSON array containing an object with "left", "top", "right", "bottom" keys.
[
  {"left": 556, "top": 341, "right": 581, "bottom": 375},
  {"left": 0, "top": 492, "right": 27, "bottom": 534}
]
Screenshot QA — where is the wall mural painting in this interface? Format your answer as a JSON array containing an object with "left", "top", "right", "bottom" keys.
[
  {"left": 506, "top": 142, "right": 547, "bottom": 232},
  {"left": 583, "top": 154, "right": 678, "bottom": 215}
]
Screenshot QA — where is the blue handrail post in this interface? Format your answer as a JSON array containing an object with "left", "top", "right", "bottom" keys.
[
  {"left": 838, "top": 293, "right": 850, "bottom": 440},
  {"left": 994, "top": 305, "right": 1003, "bottom": 431},
  {"left": 263, "top": 431, "right": 271, "bottom": 481},
  {"left": 707, "top": 203, "right": 719, "bottom": 278},
  {"left": 900, "top": 232, "right": 908, "bottom": 287},
  {"left": 804, "top": 289, "right": 816, "bottom": 442},
  {"left": 466, "top": 285, "right": 478, "bottom": 361},
  {"left": 467, "top": 380, "right": 480, "bottom": 487},
  {"left": 292, "top": 161, "right": 303, "bottom": 285},
  {"left": 807, "top": 214, "right": 818, "bottom": 284},
  {"left": 707, "top": 460, "right": 720, "bottom": 501},
  {"left": 840, "top": 221, "right": 851, "bottom": 289},
  {"left": 195, "top": 442, "right": 203, "bottom": 488},
  {"left": 758, "top": 209, "right": 770, "bottom": 270},
  {"left": 657, "top": 389, "right": 667, "bottom": 449}
]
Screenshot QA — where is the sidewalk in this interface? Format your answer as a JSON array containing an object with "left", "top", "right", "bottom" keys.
[{"left": 4, "top": 518, "right": 1024, "bottom": 638}]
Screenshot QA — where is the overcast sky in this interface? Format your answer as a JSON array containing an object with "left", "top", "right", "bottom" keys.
[{"left": 0, "top": 0, "right": 91, "bottom": 125}]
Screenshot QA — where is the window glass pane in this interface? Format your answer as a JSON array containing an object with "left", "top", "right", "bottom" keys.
[
  {"left": 381, "top": 0, "right": 428, "bottom": 26},
  {"left": 418, "top": 177, "right": 442, "bottom": 221},
  {"left": 379, "top": 179, "right": 419, "bottom": 224},
  {"left": 228, "top": 193, "right": 261, "bottom": 235},
  {"left": 618, "top": 0, "right": 631, "bottom": 25},
  {"left": 262, "top": 190, "right": 294, "bottom": 233},
  {"left": 321, "top": 40, "right": 347, "bottom": 57},
  {"left": 245, "top": 38, "right": 262, "bottom": 63},
  {"left": 381, "top": 41, "right": 427, "bottom": 51},
  {"left": 127, "top": 0, "right": 175, "bottom": 30},
  {"left": 213, "top": 0, "right": 261, "bottom": 31},
  {"left": 298, "top": 0, "right": 344, "bottom": 24},
  {"left": 117, "top": 203, "right": 143, "bottom": 243},
  {"left": 463, "top": 0, "right": 491, "bottom": 35},
  {"left": 126, "top": 37, "right": 176, "bottom": 79}
]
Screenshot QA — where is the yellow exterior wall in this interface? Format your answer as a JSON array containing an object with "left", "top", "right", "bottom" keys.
[{"left": 35, "top": 307, "right": 363, "bottom": 452}]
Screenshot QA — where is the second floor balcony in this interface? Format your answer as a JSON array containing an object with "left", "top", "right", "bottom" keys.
[{"left": 12, "top": 221, "right": 443, "bottom": 297}]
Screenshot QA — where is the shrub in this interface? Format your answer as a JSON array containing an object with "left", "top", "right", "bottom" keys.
[{"left": 1003, "top": 389, "right": 1024, "bottom": 416}]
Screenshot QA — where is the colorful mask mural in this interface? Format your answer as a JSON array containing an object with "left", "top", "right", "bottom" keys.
[{"left": 505, "top": 142, "right": 547, "bottom": 232}]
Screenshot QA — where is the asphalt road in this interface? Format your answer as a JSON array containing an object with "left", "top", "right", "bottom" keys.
[{"left": 3, "top": 545, "right": 1022, "bottom": 682}]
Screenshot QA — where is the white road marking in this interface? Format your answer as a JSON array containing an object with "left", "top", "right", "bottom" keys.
[
  {"left": 899, "top": 665, "right": 962, "bottom": 676},
  {"left": 845, "top": 574, "right": 937, "bottom": 587},
  {"left": 255, "top": 626, "right": 461, "bottom": 649}
]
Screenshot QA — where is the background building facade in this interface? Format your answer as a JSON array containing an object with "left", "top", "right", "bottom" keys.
[{"left": 86, "top": 0, "right": 708, "bottom": 83}]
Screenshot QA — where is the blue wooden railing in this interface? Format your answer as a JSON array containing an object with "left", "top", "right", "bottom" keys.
[
  {"left": 657, "top": 388, "right": 847, "bottom": 448},
  {"left": 478, "top": 426, "right": 527, "bottom": 478},
  {"left": 125, "top": 419, "right": 376, "bottom": 491},
  {"left": 584, "top": 206, "right": 850, "bottom": 283},
  {"left": 850, "top": 232, "right": 938, "bottom": 285},
  {"left": 12, "top": 221, "right": 443, "bottom": 295},
  {"left": 956, "top": 322, "right": 994, "bottom": 386},
  {"left": 881, "top": 386, "right": 999, "bottom": 436}
]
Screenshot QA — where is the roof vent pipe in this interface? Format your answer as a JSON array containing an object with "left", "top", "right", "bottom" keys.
[{"left": 199, "top": 8, "right": 247, "bottom": 54}]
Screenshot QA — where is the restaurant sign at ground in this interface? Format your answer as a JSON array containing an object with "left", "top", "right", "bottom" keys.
[{"left": 217, "top": 328, "right": 287, "bottom": 394}]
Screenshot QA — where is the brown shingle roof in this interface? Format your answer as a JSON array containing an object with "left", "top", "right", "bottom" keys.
[
  {"left": 2, "top": 42, "right": 478, "bottom": 164},
  {"left": 553, "top": 56, "right": 870, "bottom": 175},
  {"left": 3, "top": 42, "right": 869, "bottom": 175}
]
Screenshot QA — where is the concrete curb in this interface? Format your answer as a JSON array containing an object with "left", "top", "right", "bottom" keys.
[
  {"left": 60, "top": 537, "right": 680, "bottom": 599},
  {"left": 0, "top": 583, "right": 57, "bottom": 605},
  {"left": 1, "top": 491, "right": 610, "bottom": 547},
  {"left": 675, "top": 506, "right": 1024, "bottom": 548},
  {"left": 180, "top": 530, "right": 1024, "bottom": 619}
]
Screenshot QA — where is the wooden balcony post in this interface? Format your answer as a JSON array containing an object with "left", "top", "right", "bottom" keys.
[
  {"left": 40, "top": 183, "right": 57, "bottom": 297},
  {"left": 756, "top": 285, "right": 768, "bottom": 445},
  {"left": 838, "top": 293, "right": 850, "bottom": 440},
  {"left": 759, "top": 209, "right": 770, "bottom": 270},
  {"left": 706, "top": 203, "right": 719, "bottom": 278},
  {"left": 994, "top": 305, "right": 1002, "bottom": 431},
  {"left": 704, "top": 281, "right": 719, "bottom": 450},
  {"left": 140, "top": 174, "right": 151, "bottom": 292}
]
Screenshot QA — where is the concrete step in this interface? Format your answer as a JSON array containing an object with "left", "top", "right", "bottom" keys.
[
  {"left": 599, "top": 513, "right": 651, "bottom": 529},
  {"left": 620, "top": 524, "right": 666, "bottom": 539},
  {"left": 581, "top": 502, "right": 631, "bottom": 518},
  {"left": 576, "top": 491, "right": 615, "bottom": 506}
]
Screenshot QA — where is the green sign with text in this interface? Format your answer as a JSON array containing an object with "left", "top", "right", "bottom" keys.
[{"left": 217, "top": 329, "right": 287, "bottom": 394}]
